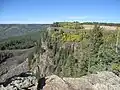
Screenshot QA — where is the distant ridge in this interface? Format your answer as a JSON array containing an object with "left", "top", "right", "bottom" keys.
[{"left": 0, "top": 24, "right": 50, "bottom": 39}]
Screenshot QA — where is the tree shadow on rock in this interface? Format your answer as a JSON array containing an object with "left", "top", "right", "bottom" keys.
[{"left": 37, "top": 77, "right": 46, "bottom": 90}]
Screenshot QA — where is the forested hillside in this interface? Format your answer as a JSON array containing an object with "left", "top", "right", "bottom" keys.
[
  {"left": 0, "top": 22, "right": 120, "bottom": 77},
  {"left": 0, "top": 23, "right": 120, "bottom": 90},
  {"left": 0, "top": 24, "right": 49, "bottom": 50},
  {"left": 0, "top": 24, "right": 50, "bottom": 39},
  {"left": 0, "top": 30, "right": 46, "bottom": 50},
  {"left": 29, "top": 23, "right": 120, "bottom": 78},
  {"left": 52, "top": 22, "right": 120, "bottom": 27},
  {"left": 51, "top": 22, "right": 120, "bottom": 30}
]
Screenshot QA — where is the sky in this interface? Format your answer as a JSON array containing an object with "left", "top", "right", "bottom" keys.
[{"left": 0, "top": 0, "right": 120, "bottom": 24}]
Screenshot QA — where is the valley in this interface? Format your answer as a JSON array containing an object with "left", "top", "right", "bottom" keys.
[{"left": 0, "top": 22, "right": 120, "bottom": 90}]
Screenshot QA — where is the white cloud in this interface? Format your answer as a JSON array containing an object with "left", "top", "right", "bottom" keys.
[{"left": 67, "top": 16, "right": 88, "bottom": 19}]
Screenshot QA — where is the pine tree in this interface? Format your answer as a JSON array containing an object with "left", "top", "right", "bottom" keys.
[{"left": 88, "top": 25, "right": 104, "bottom": 74}]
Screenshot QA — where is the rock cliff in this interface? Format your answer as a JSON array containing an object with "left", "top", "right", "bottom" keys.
[{"left": 0, "top": 71, "right": 120, "bottom": 90}]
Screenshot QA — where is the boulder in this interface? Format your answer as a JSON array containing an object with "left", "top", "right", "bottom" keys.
[
  {"left": 0, "top": 71, "right": 120, "bottom": 90},
  {"left": 0, "top": 72, "right": 37, "bottom": 90}
]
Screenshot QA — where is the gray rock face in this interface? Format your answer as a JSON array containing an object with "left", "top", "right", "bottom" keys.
[
  {"left": 0, "top": 60, "right": 29, "bottom": 83},
  {"left": 0, "top": 48, "right": 34, "bottom": 83},
  {"left": 63, "top": 71, "right": 120, "bottom": 90},
  {"left": 0, "top": 71, "right": 120, "bottom": 90},
  {"left": 44, "top": 71, "right": 120, "bottom": 90},
  {"left": 0, "top": 72, "right": 37, "bottom": 90},
  {"left": 30, "top": 41, "right": 54, "bottom": 78},
  {"left": 44, "top": 75, "right": 71, "bottom": 90}
]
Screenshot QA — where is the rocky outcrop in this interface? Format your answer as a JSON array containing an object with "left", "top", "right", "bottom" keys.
[
  {"left": 63, "top": 71, "right": 120, "bottom": 90},
  {"left": 0, "top": 48, "right": 34, "bottom": 83},
  {"left": 44, "top": 71, "right": 120, "bottom": 90},
  {"left": 0, "top": 60, "right": 29, "bottom": 82},
  {"left": 44, "top": 75, "right": 71, "bottom": 90},
  {"left": 30, "top": 41, "right": 54, "bottom": 78},
  {"left": 0, "top": 72, "right": 37, "bottom": 90},
  {"left": 0, "top": 71, "right": 120, "bottom": 90}
]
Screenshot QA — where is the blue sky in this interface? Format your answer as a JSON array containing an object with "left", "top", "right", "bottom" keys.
[{"left": 0, "top": 0, "right": 120, "bottom": 24}]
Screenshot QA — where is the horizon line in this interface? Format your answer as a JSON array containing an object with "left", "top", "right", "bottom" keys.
[{"left": 0, "top": 21, "right": 120, "bottom": 24}]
